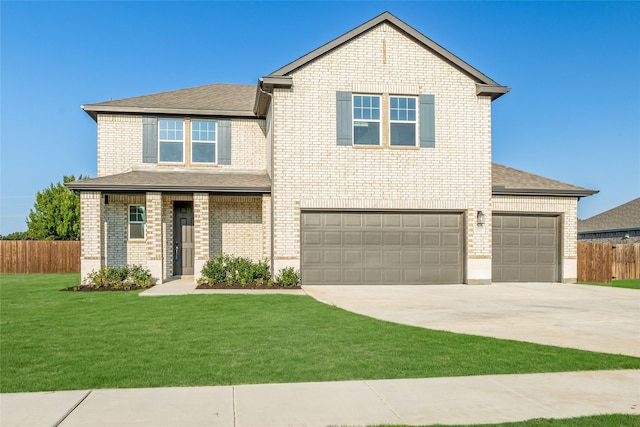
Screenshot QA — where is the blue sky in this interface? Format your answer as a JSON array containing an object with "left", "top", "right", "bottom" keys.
[{"left": 1, "top": 1, "right": 639, "bottom": 235}]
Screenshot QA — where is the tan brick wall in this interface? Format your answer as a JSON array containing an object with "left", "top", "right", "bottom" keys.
[
  {"left": 271, "top": 23, "right": 492, "bottom": 274},
  {"left": 209, "top": 196, "right": 264, "bottom": 261},
  {"left": 194, "top": 192, "right": 210, "bottom": 261},
  {"left": 97, "top": 114, "right": 143, "bottom": 177},
  {"left": 97, "top": 114, "right": 266, "bottom": 175},
  {"left": 101, "top": 194, "right": 147, "bottom": 268}
]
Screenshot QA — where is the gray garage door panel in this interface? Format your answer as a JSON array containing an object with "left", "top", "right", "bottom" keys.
[
  {"left": 492, "top": 214, "right": 559, "bottom": 282},
  {"left": 301, "top": 212, "right": 463, "bottom": 285}
]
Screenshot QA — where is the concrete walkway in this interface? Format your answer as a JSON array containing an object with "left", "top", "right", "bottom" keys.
[
  {"left": 303, "top": 283, "right": 640, "bottom": 357},
  {"left": 2, "top": 370, "right": 639, "bottom": 427}
]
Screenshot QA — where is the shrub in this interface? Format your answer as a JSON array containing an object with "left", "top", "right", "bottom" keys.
[
  {"left": 276, "top": 267, "right": 300, "bottom": 288},
  {"left": 83, "top": 265, "right": 153, "bottom": 290},
  {"left": 200, "top": 253, "right": 272, "bottom": 284}
]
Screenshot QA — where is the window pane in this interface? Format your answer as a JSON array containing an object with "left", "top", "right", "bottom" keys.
[
  {"left": 372, "top": 97, "right": 379, "bottom": 108},
  {"left": 408, "top": 110, "right": 416, "bottom": 121},
  {"left": 408, "top": 98, "right": 416, "bottom": 109},
  {"left": 390, "top": 123, "right": 416, "bottom": 146},
  {"left": 354, "top": 122, "right": 380, "bottom": 145},
  {"left": 130, "top": 223, "right": 144, "bottom": 239},
  {"left": 159, "top": 142, "right": 183, "bottom": 162},
  {"left": 192, "top": 121, "right": 216, "bottom": 142},
  {"left": 390, "top": 97, "right": 398, "bottom": 108},
  {"left": 354, "top": 96, "right": 362, "bottom": 107},
  {"left": 192, "top": 142, "right": 216, "bottom": 163}
]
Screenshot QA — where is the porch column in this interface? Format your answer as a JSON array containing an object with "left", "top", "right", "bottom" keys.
[
  {"left": 193, "top": 192, "right": 210, "bottom": 281},
  {"left": 145, "top": 192, "right": 163, "bottom": 283},
  {"left": 80, "top": 191, "right": 103, "bottom": 282}
]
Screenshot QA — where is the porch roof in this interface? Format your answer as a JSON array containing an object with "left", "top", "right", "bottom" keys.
[{"left": 66, "top": 170, "right": 271, "bottom": 193}]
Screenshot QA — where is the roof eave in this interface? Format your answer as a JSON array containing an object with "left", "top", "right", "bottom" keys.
[
  {"left": 253, "top": 76, "right": 293, "bottom": 116},
  {"left": 81, "top": 105, "right": 257, "bottom": 119},
  {"left": 492, "top": 187, "right": 599, "bottom": 197},
  {"left": 578, "top": 227, "right": 639, "bottom": 235},
  {"left": 476, "top": 83, "right": 511, "bottom": 101},
  {"left": 66, "top": 182, "right": 271, "bottom": 193}
]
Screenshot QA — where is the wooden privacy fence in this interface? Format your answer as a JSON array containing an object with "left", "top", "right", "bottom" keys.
[
  {"left": 0, "top": 240, "right": 80, "bottom": 273},
  {"left": 577, "top": 242, "right": 640, "bottom": 283}
]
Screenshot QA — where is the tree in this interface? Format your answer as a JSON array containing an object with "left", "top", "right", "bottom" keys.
[
  {"left": 26, "top": 175, "right": 85, "bottom": 240},
  {"left": 0, "top": 231, "right": 28, "bottom": 240}
]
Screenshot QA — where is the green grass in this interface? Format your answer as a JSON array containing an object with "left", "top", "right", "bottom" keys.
[
  {"left": 373, "top": 414, "right": 640, "bottom": 427},
  {"left": 578, "top": 279, "right": 640, "bottom": 290},
  {"left": 2, "top": 274, "right": 640, "bottom": 393}
]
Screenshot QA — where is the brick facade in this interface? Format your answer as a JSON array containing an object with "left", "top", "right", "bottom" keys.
[{"left": 270, "top": 23, "right": 492, "bottom": 281}]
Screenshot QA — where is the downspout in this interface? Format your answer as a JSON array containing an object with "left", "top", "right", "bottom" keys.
[{"left": 258, "top": 81, "right": 276, "bottom": 277}]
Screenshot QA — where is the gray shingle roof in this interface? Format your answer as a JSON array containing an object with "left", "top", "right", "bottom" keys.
[
  {"left": 66, "top": 170, "right": 270, "bottom": 193},
  {"left": 82, "top": 84, "right": 257, "bottom": 120},
  {"left": 492, "top": 163, "right": 596, "bottom": 197},
  {"left": 578, "top": 198, "right": 640, "bottom": 233}
]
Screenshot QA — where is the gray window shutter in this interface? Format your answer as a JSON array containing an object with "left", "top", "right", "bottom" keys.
[
  {"left": 336, "top": 91, "right": 352, "bottom": 146},
  {"left": 218, "top": 119, "right": 232, "bottom": 165},
  {"left": 142, "top": 116, "right": 158, "bottom": 163},
  {"left": 419, "top": 95, "right": 435, "bottom": 148}
]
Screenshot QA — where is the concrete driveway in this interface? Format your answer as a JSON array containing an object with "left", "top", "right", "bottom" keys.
[{"left": 303, "top": 282, "right": 640, "bottom": 357}]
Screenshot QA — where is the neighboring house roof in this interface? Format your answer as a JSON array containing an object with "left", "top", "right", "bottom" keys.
[
  {"left": 578, "top": 197, "right": 640, "bottom": 233},
  {"left": 264, "top": 11, "right": 510, "bottom": 101},
  {"left": 82, "top": 84, "right": 256, "bottom": 121},
  {"left": 492, "top": 163, "right": 597, "bottom": 197},
  {"left": 66, "top": 170, "right": 271, "bottom": 193}
]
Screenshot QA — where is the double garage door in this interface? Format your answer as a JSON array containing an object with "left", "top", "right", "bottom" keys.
[
  {"left": 301, "top": 211, "right": 463, "bottom": 285},
  {"left": 301, "top": 211, "right": 560, "bottom": 285},
  {"left": 492, "top": 214, "right": 559, "bottom": 282}
]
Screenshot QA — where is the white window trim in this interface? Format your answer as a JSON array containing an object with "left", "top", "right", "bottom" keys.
[
  {"left": 191, "top": 119, "right": 218, "bottom": 164},
  {"left": 389, "top": 95, "right": 418, "bottom": 147},
  {"left": 158, "top": 118, "right": 185, "bottom": 164},
  {"left": 128, "top": 205, "right": 146, "bottom": 240},
  {"left": 352, "top": 94, "right": 381, "bottom": 146}
]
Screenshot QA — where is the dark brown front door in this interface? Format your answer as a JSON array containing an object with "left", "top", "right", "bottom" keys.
[{"left": 173, "top": 202, "right": 194, "bottom": 276}]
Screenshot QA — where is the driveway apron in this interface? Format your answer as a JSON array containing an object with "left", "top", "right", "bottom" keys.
[{"left": 303, "top": 282, "right": 640, "bottom": 356}]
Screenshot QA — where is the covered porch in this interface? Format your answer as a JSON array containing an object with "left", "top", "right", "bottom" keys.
[{"left": 67, "top": 170, "right": 271, "bottom": 284}]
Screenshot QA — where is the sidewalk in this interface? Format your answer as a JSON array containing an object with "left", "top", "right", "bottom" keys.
[{"left": 2, "top": 370, "right": 638, "bottom": 427}]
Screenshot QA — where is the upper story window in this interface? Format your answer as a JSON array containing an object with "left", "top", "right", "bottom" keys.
[
  {"left": 353, "top": 95, "right": 381, "bottom": 146},
  {"left": 158, "top": 119, "right": 184, "bottom": 163},
  {"left": 128, "top": 205, "right": 145, "bottom": 240},
  {"left": 389, "top": 96, "right": 417, "bottom": 146},
  {"left": 191, "top": 120, "right": 217, "bottom": 164}
]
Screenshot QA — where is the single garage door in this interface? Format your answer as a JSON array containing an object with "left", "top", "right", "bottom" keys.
[
  {"left": 301, "top": 211, "right": 463, "bottom": 285},
  {"left": 492, "top": 214, "right": 559, "bottom": 282}
]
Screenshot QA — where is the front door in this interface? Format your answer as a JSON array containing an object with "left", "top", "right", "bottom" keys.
[{"left": 173, "top": 202, "right": 194, "bottom": 276}]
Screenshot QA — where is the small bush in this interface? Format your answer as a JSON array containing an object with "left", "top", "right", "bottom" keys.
[
  {"left": 83, "top": 265, "right": 153, "bottom": 290},
  {"left": 200, "top": 253, "right": 272, "bottom": 285},
  {"left": 276, "top": 267, "right": 300, "bottom": 288}
]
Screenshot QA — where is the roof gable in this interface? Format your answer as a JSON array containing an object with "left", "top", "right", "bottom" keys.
[
  {"left": 578, "top": 197, "right": 640, "bottom": 233},
  {"left": 265, "top": 12, "right": 509, "bottom": 100}
]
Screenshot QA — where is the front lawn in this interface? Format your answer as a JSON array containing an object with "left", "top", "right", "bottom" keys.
[
  {"left": 2, "top": 274, "right": 639, "bottom": 393},
  {"left": 578, "top": 279, "right": 640, "bottom": 290}
]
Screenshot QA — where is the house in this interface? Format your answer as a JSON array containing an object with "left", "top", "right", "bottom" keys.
[
  {"left": 578, "top": 198, "right": 640, "bottom": 243},
  {"left": 68, "top": 12, "right": 596, "bottom": 285}
]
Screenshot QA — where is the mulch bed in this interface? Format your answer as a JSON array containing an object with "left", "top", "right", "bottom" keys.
[
  {"left": 196, "top": 282, "right": 301, "bottom": 290},
  {"left": 61, "top": 285, "right": 150, "bottom": 292}
]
